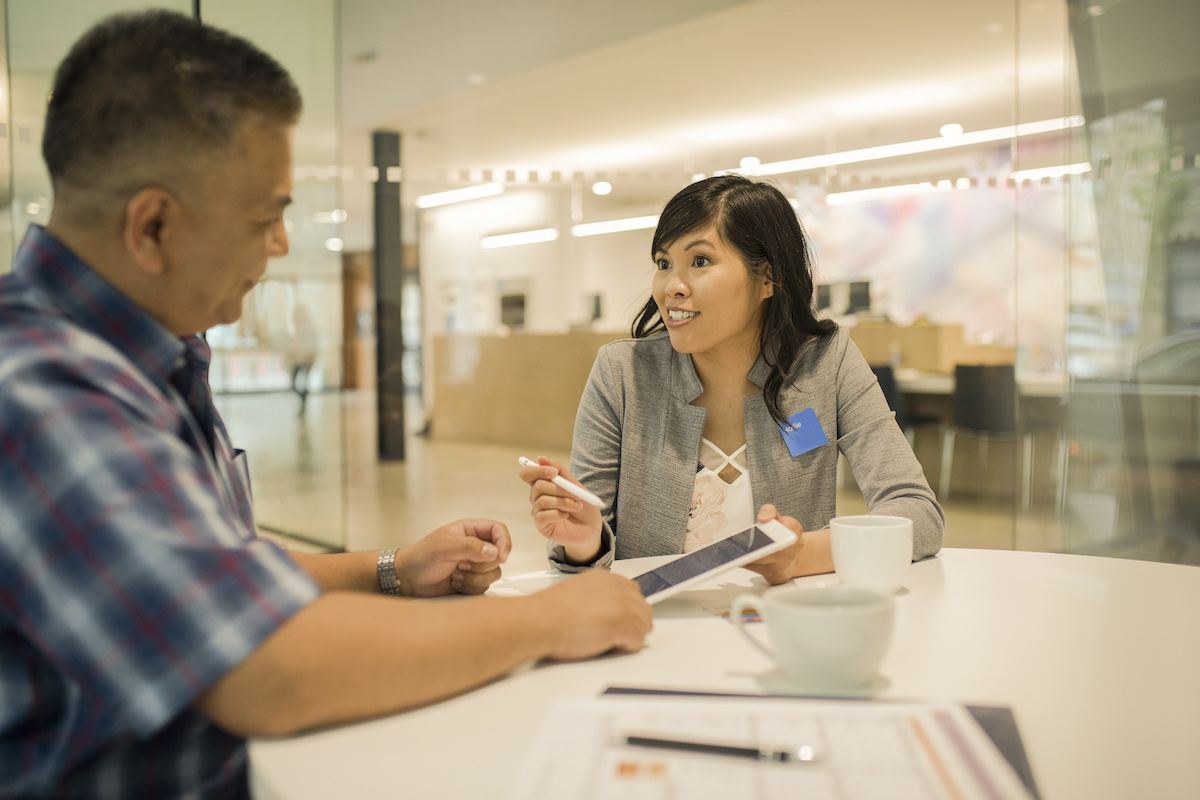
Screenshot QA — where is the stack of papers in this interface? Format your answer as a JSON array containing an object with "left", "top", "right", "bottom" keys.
[{"left": 511, "top": 694, "right": 1036, "bottom": 800}]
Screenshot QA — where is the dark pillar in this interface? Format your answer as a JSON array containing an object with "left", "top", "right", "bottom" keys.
[{"left": 373, "top": 131, "right": 405, "bottom": 460}]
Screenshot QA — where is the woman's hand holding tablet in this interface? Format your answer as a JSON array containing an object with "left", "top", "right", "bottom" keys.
[{"left": 631, "top": 519, "right": 798, "bottom": 604}]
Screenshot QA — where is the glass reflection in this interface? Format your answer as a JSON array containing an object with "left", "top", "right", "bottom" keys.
[
  {"left": 203, "top": 0, "right": 346, "bottom": 550},
  {"left": 1063, "top": 0, "right": 1200, "bottom": 561}
]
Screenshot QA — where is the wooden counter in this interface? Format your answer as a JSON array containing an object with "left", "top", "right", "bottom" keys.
[{"left": 430, "top": 332, "right": 623, "bottom": 450}]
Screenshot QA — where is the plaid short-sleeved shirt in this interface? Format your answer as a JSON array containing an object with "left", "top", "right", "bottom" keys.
[{"left": 0, "top": 226, "right": 321, "bottom": 799}]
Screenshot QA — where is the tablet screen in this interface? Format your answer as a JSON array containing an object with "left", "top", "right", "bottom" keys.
[{"left": 634, "top": 525, "right": 778, "bottom": 599}]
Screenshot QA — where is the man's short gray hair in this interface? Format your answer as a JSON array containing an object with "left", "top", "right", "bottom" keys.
[{"left": 43, "top": 10, "right": 302, "bottom": 226}]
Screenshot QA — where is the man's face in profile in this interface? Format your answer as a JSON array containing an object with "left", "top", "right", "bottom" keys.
[{"left": 159, "top": 122, "right": 294, "bottom": 335}]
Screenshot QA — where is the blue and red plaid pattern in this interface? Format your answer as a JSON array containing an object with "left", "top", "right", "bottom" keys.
[{"left": 0, "top": 226, "right": 320, "bottom": 799}]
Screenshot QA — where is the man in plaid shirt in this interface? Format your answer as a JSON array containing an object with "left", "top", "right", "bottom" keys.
[{"left": 0, "top": 11, "right": 652, "bottom": 799}]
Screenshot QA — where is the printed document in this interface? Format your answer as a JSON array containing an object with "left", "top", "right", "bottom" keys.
[{"left": 511, "top": 695, "right": 1035, "bottom": 800}]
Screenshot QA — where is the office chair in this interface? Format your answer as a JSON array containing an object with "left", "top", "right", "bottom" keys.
[
  {"left": 939, "top": 364, "right": 1043, "bottom": 509},
  {"left": 869, "top": 365, "right": 940, "bottom": 449}
]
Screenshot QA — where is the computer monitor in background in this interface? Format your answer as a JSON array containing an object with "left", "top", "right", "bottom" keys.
[
  {"left": 816, "top": 284, "right": 831, "bottom": 313},
  {"left": 848, "top": 281, "right": 871, "bottom": 314}
]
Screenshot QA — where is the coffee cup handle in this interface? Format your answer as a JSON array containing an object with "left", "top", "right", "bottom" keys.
[{"left": 730, "top": 593, "right": 774, "bottom": 661}]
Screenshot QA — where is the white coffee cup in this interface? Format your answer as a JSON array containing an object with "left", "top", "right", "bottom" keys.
[
  {"left": 830, "top": 515, "right": 913, "bottom": 594},
  {"left": 731, "top": 585, "right": 895, "bottom": 688}
]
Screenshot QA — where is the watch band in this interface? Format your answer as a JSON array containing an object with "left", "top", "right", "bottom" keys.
[{"left": 377, "top": 547, "right": 403, "bottom": 596}]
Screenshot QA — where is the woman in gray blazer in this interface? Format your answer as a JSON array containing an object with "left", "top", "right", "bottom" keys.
[{"left": 520, "top": 176, "right": 943, "bottom": 583}]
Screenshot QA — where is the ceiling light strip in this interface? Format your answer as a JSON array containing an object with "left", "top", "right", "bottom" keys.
[
  {"left": 1010, "top": 162, "right": 1091, "bottom": 182},
  {"left": 417, "top": 182, "right": 504, "bottom": 209},
  {"left": 481, "top": 228, "right": 559, "bottom": 249},
  {"left": 753, "top": 116, "right": 1085, "bottom": 176},
  {"left": 825, "top": 182, "right": 951, "bottom": 206},
  {"left": 571, "top": 215, "right": 660, "bottom": 237}
]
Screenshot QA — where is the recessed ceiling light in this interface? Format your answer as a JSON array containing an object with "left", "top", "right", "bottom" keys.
[
  {"left": 324, "top": 238, "right": 345, "bottom": 252},
  {"left": 591, "top": 181, "right": 613, "bottom": 196},
  {"left": 313, "top": 209, "right": 348, "bottom": 223},
  {"left": 940, "top": 123, "right": 964, "bottom": 137},
  {"left": 739, "top": 156, "right": 762, "bottom": 172}
]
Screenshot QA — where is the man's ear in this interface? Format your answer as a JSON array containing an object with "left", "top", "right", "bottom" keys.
[{"left": 122, "top": 188, "right": 176, "bottom": 276}]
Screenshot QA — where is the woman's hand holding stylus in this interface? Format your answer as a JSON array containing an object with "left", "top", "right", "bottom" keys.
[{"left": 518, "top": 456, "right": 604, "bottom": 564}]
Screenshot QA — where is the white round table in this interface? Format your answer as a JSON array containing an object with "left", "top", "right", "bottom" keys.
[{"left": 249, "top": 548, "right": 1200, "bottom": 800}]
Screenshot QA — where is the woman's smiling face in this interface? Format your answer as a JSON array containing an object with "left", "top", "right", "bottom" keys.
[{"left": 651, "top": 226, "right": 773, "bottom": 361}]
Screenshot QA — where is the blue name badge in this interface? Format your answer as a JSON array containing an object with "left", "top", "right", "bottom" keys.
[{"left": 778, "top": 408, "right": 828, "bottom": 457}]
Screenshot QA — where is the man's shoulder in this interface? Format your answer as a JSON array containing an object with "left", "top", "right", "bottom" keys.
[
  {"left": 0, "top": 296, "right": 158, "bottom": 416},
  {"left": 0, "top": 289, "right": 82, "bottom": 368}
]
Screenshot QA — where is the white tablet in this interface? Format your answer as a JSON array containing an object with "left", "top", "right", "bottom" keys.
[{"left": 632, "top": 519, "right": 798, "bottom": 605}]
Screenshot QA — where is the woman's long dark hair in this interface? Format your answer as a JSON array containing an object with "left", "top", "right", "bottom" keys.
[{"left": 632, "top": 175, "right": 837, "bottom": 425}]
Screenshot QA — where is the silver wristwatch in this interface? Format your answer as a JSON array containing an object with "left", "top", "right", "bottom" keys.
[{"left": 377, "top": 547, "right": 403, "bottom": 596}]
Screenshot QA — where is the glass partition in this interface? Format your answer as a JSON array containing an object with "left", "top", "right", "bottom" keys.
[
  {"left": 4, "top": 0, "right": 192, "bottom": 266},
  {"left": 5, "top": 1, "right": 1197, "bottom": 563},
  {"left": 0, "top": 3, "right": 11, "bottom": 265},
  {"left": 353, "top": 0, "right": 1194, "bottom": 563},
  {"left": 1060, "top": 0, "right": 1200, "bottom": 562},
  {"left": 375, "top": 0, "right": 1034, "bottom": 553},
  {"left": 3, "top": 0, "right": 346, "bottom": 552},
  {"left": 201, "top": 0, "right": 345, "bottom": 550}
]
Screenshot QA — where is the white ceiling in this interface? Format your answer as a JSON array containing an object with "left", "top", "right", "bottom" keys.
[
  {"left": 340, "top": 0, "right": 1075, "bottom": 183},
  {"left": 338, "top": 0, "right": 752, "bottom": 131}
]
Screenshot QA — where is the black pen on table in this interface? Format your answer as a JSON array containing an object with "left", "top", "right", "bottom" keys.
[{"left": 622, "top": 734, "right": 818, "bottom": 764}]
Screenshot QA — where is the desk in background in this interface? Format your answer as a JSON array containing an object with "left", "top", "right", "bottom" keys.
[
  {"left": 250, "top": 549, "right": 1200, "bottom": 800},
  {"left": 894, "top": 368, "right": 1066, "bottom": 399}
]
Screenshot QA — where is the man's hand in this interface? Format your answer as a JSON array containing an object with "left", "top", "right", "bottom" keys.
[
  {"left": 742, "top": 504, "right": 833, "bottom": 584},
  {"left": 531, "top": 569, "right": 653, "bottom": 660},
  {"left": 394, "top": 519, "right": 512, "bottom": 597}
]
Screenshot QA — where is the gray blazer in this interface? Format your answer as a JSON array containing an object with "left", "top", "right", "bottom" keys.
[{"left": 548, "top": 328, "right": 944, "bottom": 570}]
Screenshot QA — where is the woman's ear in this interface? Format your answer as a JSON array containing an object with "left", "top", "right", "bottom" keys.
[
  {"left": 122, "top": 187, "right": 175, "bottom": 276},
  {"left": 762, "top": 264, "right": 775, "bottom": 299}
]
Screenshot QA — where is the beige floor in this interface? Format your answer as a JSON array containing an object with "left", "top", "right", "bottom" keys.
[{"left": 221, "top": 391, "right": 1199, "bottom": 570}]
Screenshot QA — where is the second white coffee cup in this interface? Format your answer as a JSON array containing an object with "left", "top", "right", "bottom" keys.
[
  {"left": 830, "top": 514, "right": 913, "bottom": 594},
  {"left": 731, "top": 585, "right": 895, "bottom": 689}
]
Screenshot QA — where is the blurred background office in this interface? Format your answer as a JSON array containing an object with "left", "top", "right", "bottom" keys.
[{"left": 3, "top": 0, "right": 1198, "bottom": 572}]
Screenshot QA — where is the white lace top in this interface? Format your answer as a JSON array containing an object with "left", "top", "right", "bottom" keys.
[{"left": 683, "top": 438, "right": 755, "bottom": 553}]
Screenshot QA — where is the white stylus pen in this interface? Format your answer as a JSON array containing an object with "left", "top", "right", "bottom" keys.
[{"left": 518, "top": 457, "right": 603, "bottom": 507}]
